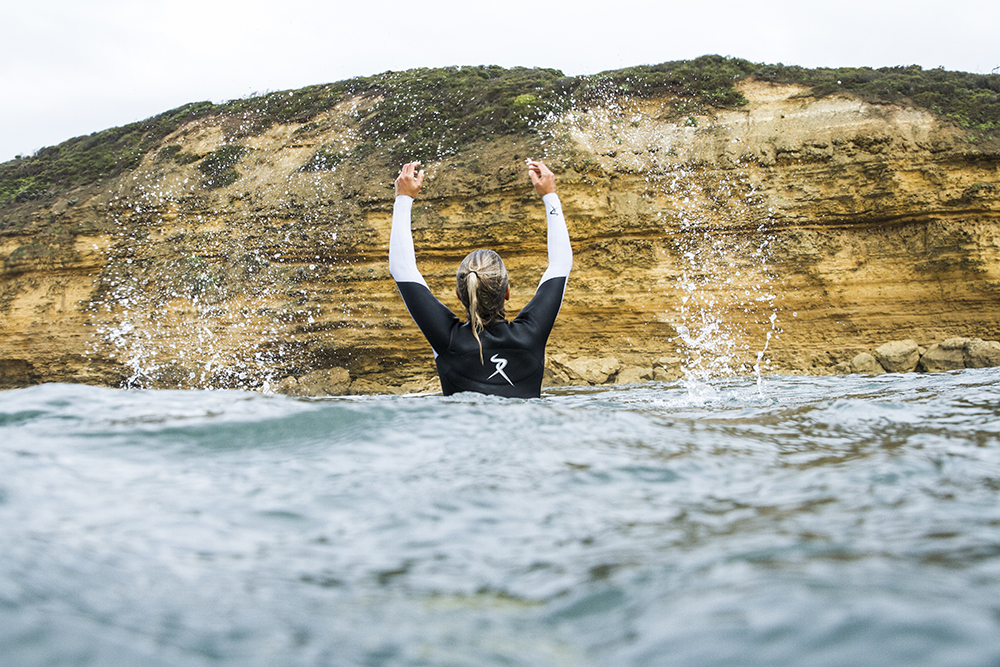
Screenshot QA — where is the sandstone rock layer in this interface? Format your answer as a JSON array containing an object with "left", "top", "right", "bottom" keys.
[{"left": 2, "top": 81, "right": 999, "bottom": 391}]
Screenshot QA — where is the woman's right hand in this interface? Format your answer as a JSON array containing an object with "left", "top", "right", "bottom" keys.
[
  {"left": 527, "top": 160, "right": 556, "bottom": 196},
  {"left": 395, "top": 161, "right": 425, "bottom": 198}
]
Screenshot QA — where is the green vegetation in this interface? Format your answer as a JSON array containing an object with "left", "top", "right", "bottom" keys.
[
  {"left": 349, "top": 65, "right": 573, "bottom": 160},
  {"left": 0, "top": 101, "right": 216, "bottom": 205},
  {"left": 962, "top": 182, "right": 998, "bottom": 199},
  {"left": 298, "top": 145, "right": 346, "bottom": 172},
  {"left": 589, "top": 55, "right": 758, "bottom": 107},
  {"left": 292, "top": 121, "right": 325, "bottom": 135},
  {"left": 752, "top": 63, "right": 1000, "bottom": 134},
  {"left": 2, "top": 56, "right": 998, "bottom": 206},
  {"left": 155, "top": 144, "right": 183, "bottom": 162},
  {"left": 197, "top": 145, "right": 247, "bottom": 189},
  {"left": 157, "top": 144, "right": 202, "bottom": 165}
]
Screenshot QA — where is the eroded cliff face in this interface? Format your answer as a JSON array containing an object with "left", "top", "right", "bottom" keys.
[{"left": 2, "top": 81, "right": 999, "bottom": 391}]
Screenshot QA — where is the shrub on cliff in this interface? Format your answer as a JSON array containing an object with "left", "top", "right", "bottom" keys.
[
  {"left": 753, "top": 63, "right": 1000, "bottom": 135},
  {"left": 197, "top": 145, "right": 248, "bottom": 190},
  {"left": 0, "top": 101, "right": 217, "bottom": 206},
  {"left": 589, "top": 55, "right": 757, "bottom": 107}
]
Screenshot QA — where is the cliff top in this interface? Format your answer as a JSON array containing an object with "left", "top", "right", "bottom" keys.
[{"left": 2, "top": 55, "right": 999, "bottom": 210}]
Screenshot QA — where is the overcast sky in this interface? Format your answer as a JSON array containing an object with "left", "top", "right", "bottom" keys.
[{"left": 3, "top": 0, "right": 998, "bottom": 162}]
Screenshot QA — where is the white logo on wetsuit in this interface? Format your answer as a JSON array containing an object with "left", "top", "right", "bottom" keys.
[{"left": 488, "top": 354, "right": 514, "bottom": 386}]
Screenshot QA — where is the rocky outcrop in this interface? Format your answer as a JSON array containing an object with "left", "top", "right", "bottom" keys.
[
  {"left": 550, "top": 355, "right": 623, "bottom": 385},
  {"left": 272, "top": 367, "right": 435, "bottom": 396},
  {"left": 274, "top": 368, "right": 351, "bottom": 396},
  {"left": 850, "top": 353, "right": 884, "bottom": 375},
  {"left": 874, "top": 340, "right": 921, "bottom": 373},
  {"left": 919, "top": 338, "right": 969, "bottom": 372},
  {"left": 2, "top": 77, "right": 999, "bottom": 392},
  {"left": 849, "top": 337, "right": 1000, "bottom": 375},
  {"left": 966, "top": 339, "right": 1000, "bottom": 368}
]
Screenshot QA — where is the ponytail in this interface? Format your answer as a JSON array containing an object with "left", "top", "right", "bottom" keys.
[
  {"left": 466, "top": 271, "right": 484, "bottom": 364},
  {"left": 456, "top": 250, "right": 508, "bottom": 366}
]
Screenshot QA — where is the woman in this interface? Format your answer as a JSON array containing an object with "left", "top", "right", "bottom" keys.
[{"left": 389, "top": 160, "right": 572, "bottom": 398}]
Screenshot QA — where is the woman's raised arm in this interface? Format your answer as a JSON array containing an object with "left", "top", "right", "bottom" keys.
[
  {"left": 388, "top": 161, "right": 427, "bottom": 286},
  {"left": 529, "top": 161, "right": 572, "bottom": 286}
]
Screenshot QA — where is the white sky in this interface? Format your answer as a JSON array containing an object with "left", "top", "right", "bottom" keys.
[{"left": 3, "top": 0, "right": 998, "bottom": 161}]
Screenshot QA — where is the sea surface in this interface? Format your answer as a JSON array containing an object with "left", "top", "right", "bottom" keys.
[{"left": 2, "top": 370, "right": 1000, "bottom": 666}]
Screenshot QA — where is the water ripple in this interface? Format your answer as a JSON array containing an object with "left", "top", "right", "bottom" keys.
[{"left": 3, "top": 369, "right": 1000, "bottom": 665}]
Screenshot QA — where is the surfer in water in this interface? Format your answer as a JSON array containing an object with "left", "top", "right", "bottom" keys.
[{"left": 389, "top": 160, "right": 572, "bottom": 398}]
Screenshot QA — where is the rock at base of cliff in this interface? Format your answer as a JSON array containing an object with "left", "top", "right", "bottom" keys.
[
  {"left": 274, "top": 367, "right": 351, "bottom": 397},
  {"left": 850, "top": 353, "right": 885, "bottom": 375},
  {"left": 616, "top": 367, "right": 654, "bottom": 384},
  {"left": 651, "top": 368, "right": 675, "bottom": 382},
  {"left": 655, "top": 356, "right": 684, "bottom": 381},
  {"left": 570, "top": 356, "right": 622, "bottom": 385},
  {"left": 916, "top": 337, "right": 1000, "bottom": 372},
  {"left": 550, "top": 355, "right": 622, "bottom": 385},
  {"left": 919, "top": 337, "right": 970, "bottom": 372},
  {"left": 873, "top": 340, "right": 920, "bottom": 373},
  {"left": 542, "top": 364, "right": 572, "bottom": 388},
  {"left": 348, "top": 378, "right": 403, "bottom": 396},
  {"left": 401, "top": 377, "right": 441, "bottom": 394},
  {"left": 965, "top": 339, "right": 1000, "bottom": 368}
]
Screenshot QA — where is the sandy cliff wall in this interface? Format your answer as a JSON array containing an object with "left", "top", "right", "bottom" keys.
[{"left": 1, "top": 80, "right": 998, "bottom": 391}]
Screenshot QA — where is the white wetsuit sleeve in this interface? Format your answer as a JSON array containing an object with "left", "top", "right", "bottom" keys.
[
  {"left": 538, "top": 192, "right": 572, "bottom": 286},
  {"left": 388, "top": 195, "right": 428, "bottom": 287}
]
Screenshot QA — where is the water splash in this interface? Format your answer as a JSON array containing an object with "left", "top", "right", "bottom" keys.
[
  {"left": 86, "top": 79, "right": 784, "bottom": 390},
  {"left": 539, "top": 89, "right": 784, "bottom": 383},
  {"left": 86, "top": 204, "right": 290, "bottom": 391},
  {"left": 671, "top": 206, "right": 782, "bottom": 382},
  {"left": 83, "top": 151, "right": 366, "bottom": 390}
]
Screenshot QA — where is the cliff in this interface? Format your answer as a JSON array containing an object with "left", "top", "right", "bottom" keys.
[{"left": 2, "top": 59, "right": 999, "bottom": 392}]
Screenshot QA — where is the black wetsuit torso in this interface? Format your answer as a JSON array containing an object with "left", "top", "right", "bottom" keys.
[
  {"left": 389, "top": 189, "right": 571, "bottom": 399},
  {"left": 396, "top": 277, "right": 567, "bottom": 398}
]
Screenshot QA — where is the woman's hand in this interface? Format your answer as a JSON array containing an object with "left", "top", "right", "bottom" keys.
[
  {"left": 395, "top": 161, "right": 425, "bottom": 198},
  {"left": 527, "top": 160, "right": 556, "bottom": 197}
]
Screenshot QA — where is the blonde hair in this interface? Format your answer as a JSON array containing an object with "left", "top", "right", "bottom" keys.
[{"left": 456, "top": 249, "right": 508, "bottom": 364}]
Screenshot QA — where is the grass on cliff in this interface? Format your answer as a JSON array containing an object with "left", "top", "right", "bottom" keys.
[
  {"left": 2, "top": 55, "right": 998, "bottom": 207},
  {"left": 0, "top": 102, "right": 217, "bottom": 206},
  {"left": 753, "top": 63, "right": 1000, "bottom": 134}
]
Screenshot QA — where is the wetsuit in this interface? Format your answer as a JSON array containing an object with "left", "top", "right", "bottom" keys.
[{"left": 389, "top": 193, "right": 572, "bottom": 398}]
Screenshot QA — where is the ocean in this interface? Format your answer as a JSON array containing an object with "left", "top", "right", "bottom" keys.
[{"left": 2, "top": 370, "right": 999, "bottom": 666}]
